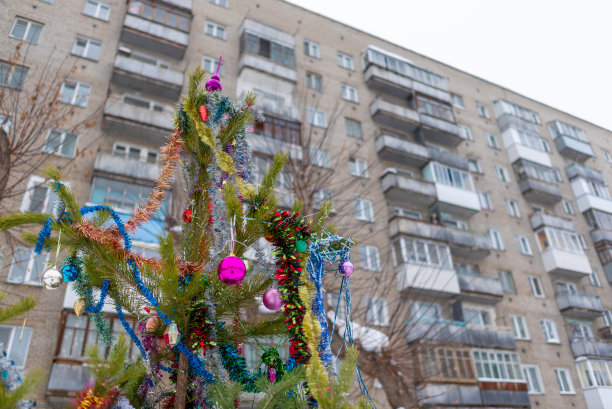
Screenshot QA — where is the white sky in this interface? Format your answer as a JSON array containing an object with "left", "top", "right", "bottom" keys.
[{"left": 287, "top": 0, "right": 612, "bottom": 131}]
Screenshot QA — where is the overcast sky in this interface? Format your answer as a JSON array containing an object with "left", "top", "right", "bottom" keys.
[{"left": 287, "top": 0, "right": 612, "bottom": 131}]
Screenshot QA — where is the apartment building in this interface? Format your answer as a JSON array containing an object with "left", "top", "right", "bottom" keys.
[{"left": 2, "top": 1, "right": 612, "bottom": 408}]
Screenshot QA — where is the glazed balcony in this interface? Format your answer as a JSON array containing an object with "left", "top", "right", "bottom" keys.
[
  {"left": 94, "top": 152, "right": 159, "bottom": 181},
  {"left": 102, "top": 97, "right": 174, "bottom": 144},
  {"left": 406, "top": 319, "right": 516, "bottom": 349},
  {"left": 381, "top": 171, "right": 437, "bottom": 207},
  {"left": 583, "top": 387, "right": 612, "bottom": 409},
  {"left": 502, "top": 128, "right": 552, "bottom": 168},
  {"left": 370, "top": 98, "right": 420, "bottom": 134},
  {"left": 418, "top": 113, "right": 462, "bottom": 147},
  {"left": 418, "top": 383, "right": 529, "bottom": 408},
  {"left": 549, "top": 120, "right": 593, "bottom": 162},
  {"left": 457, "top": 272, "right": 504, "bottom": 304},
  {"left": 556, "top": 292, "right": 605, "bottom": 320},
  {"left": 120, "top": 14, "right": 190, "bottom": 60},
  {"left": 364, "top": 64, "right": 413, "bottom": 99},
  {"left": 396, "top": 263, "right": 459, "bottom": 297},
  {"left": 518, "top": 178, "right": 562, "bottom": 206},
  {"left": 111, "top": 55, "right": 184, "bottom": 100},
  {"left": 570, "top": 339, "right": 612, "bottom": 359},
  {"left": 541, "top": 248, "right": 591, "bottom": 279},
  {"left": 375, "top": 134, "right": 429, "bottom": 168},
  {"left": 423, "top": 162, "right": 481, "bottom": 218}
]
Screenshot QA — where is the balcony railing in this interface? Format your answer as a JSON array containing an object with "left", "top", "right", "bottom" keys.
[
  {"left": 556, "top": 291, "right": 605, "bottom": 319},
  {"left": 570, "top": 338, "right": 612, "bottom": 358},
  {"left": 406, "top": 319, "right": 516, "bottom": 349},
  {"left": 363, "top": 64, "right": 414, "bottom": 99},
  {"left": 112, "top": 55, "right": 183, "bottom": 100},
  {"left": 457, "top": 272, "right": 504, "bottom": 303},
  {"left": 102, "top": 98, "right": 174, "bottom": 144},
  {"left": 381, "top": 172, "right": 437, "bottom": 207},
  {"left": 94, "top": 152, "right": 160, "bottom": 181},
  {"left": 370, "top": 98, "right": 420, "bottom": 133},
  {"left": 555, "top": 135, "right": 594, "bottom": 162},
  {"left": 121, "top": 14, "right": 189, "bottom": 59},
  {"left": 566, "top": 162, "right": 605, "bottom": 183},
  {"left": 418, "top": 113, "right": 462, "bottom": 147},
  {"left": 518, "top": 178, "right": 562, "bottom": 205},
  {"left": 375, "top": 134, "right": 429, "bottom": 167}
]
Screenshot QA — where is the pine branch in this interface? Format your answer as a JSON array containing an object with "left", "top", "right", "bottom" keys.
[
  {"left": 0, "top": 367, "right": 44, "bottom": 409},
  {"left": 0, "top": 292, "right": 36, "bottom": 325},
  {"left": 0, "top": 212, "right": 50, "bottom": 231}
]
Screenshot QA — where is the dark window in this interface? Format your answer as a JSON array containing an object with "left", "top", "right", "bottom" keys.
[{"left": 254, "top": 114, "right": 301, "bottom": 145}]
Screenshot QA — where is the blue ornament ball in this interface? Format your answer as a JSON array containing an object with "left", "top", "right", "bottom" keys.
[{"left": 61, "top": 264, "right": 79, "bottom": 282}]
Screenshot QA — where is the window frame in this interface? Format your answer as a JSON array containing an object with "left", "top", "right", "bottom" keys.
[
  {"left": 341, "top": 84, "right": 359, "bottom": 103},
  {"left": 205, "top": 21, "right": 226, "bottom": 40},
  {"left": 488, "top": 229, "right": 505, "bottom": 251},
  {"left": 495, "top": 164, "right": 511, "bottom": 183},
  {"left": 209, "top": 0, "right": 229, "bottom": 7},
  {"left": 83, "top": 0, "right": 111, "bottom": 21},
  {"left": 499, "top": 270, "right": 516, "bottom": 293},
  {"left": 0, "top": 325, "right": 32, "bottom": 368},
  {"left": 457, "top": 124, "right": 473, "bottom": 141},
  {"left": 451, "top": 94, "right": 464, "bottom": 109},
  {"left": 303, "top": 39, "right": 321, "bottom": 59},
  {"left": 349, "top": 157, "right": 369, "bottom": 178},
  {"left": 345, "top": 118, "right": 362, "bottom": 139},
  {"left": 486, "top": 132, "right": 500, "bottom": 149},
  {"left": 44, "top": 129, "right": 78, "bottom": 158},
  {"left": 307, "top": 107, "right": 327, "bottom": 128},
  {"left": 528, "top": 275, "right": 545, "bottom": 298},
  {"left": 476, "top": 102, "right": 491, "bottom": 119},
  {"left": 0, "top": 61, "right": 29, "bottom": 90},
  {"left": 562, "top": 199, "right": 575, "bottom": 215},
  {"left": 310, "top": 147, "right": 330, "bottom": 169},
  {"left": 359, "top": 244, "right": 381, "bottom": 271},
  {"left": 306, "top": 72, "right": 322, "bottom": 92},
  {"left": 202, "top": 55, "right": 224, "bottom": 76},
  {"left": 505, "top": 198, "right": 521, "bottom": 218},
  {"left": 510, "top": 315, "right": 530, "bottom": 340},
  {"left": 477, "top": 191, "right": 494, "bottom": 210},
  {"left": 522, "top": 364, "right": 545, "bottom": 394},
  {"left": 553, "top": 367, "right": 576, "bottom": 394},
  {"left": 337, "top": 51, "right": 354, "bottom": 70},
  {"left": 354, "top": 198, "right": 374, "bottom": 222},
  {"left": 20, "top": 175, "right": 54, "bottom": 213},
  {"left": 10, "top": 17, "right": 43, "bottom": 44},
  {"left": 516, "top": 235, "right": 533, "bottom": 255},
  {"left": 541, "top": 319, "right": 560, "bottom": 343},
  {"left": 392, "top": 237, "right": 452, "bottom": 269},
  {"left": 60, "top": 79, "right": 91, "bottom": 107},
  {"left": 590, "top": 270, "right": 602, "bottom": 288},
  {"left": 364, "top": 295, "right": 389, "bottom": 326},
  {"left": 7, "top": 246, "right": 49, "bottom": 285},
  {"left": 472, "top": 348, "right": 525, "bottom": 382},
  {"left": 419, "top": 346, "right": 476, "bottom": 382},
  {"left": 71, "top": 35, "right": 102, "bottom": 61}
]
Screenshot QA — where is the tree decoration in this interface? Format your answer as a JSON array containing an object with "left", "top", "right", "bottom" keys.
[
  {"left": 295, "top": 239, "right": 308, "bottom": 253},
  {"left": 164, "top": 322, "right": 181, "bottom": 347},
  {"left": 198, "top": 105, "right": 208, "bottom": 122},
  {"left": 217, "top": 255, "right": 246, "bottom": 285},
  {"left": 61, "top": 264, "right": 79, "bottom": 282},
  {"left": 205, "top": 56, "right": 223, "bottom": 92},
  {"left": 242, "top": 258, "right": 254, "bottom": 274},
  {"left": 182, "top": 208, "right": 193, "bottom": 223},
  {"left": 41, "top": 267, "right": 62, "bottom": 289},
  {"left": 339, "top": 260, "right": 354, "bottom": 277},
  {"left": 262, "top": 288, "right": 282, "bottom": 311},
  {"left": 145, "top": 315, "right": 161, "bottom": 332},
  {"left": 74, "top": 298, "right": 86, "bottom": 317}
]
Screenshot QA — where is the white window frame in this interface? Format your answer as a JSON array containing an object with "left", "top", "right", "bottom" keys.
[
  {"left": 306, "top": 72, "right": 322, "bottom": 91},
  {"left": 541, "top": 319, "right": 560, "bottom": 343},
  {"left": 337, "top": 51, "right": 354, "bottom": 70},
  {"left": 510, "top": 315, "right": 530, "bottom": 340},
  {"left": 458, "top": 124, "right": 473, "bottom": 141},
  {"left": 590, "top": 270, "right": 602, "bottom": 288},
  {"left": 71, "top": 35, "right": 102, "bottom": 61},
  {"left": 499, "top": 270, "right": 516, "bottom": 293},
  {"left": 209, "top": 0, "right": 229, "bottom": 7},
  {"left": 528, "top": 275, "right": 545, "bottom": 298},
  {"left": 349, "top": 157, "right": 369, "bottom": 178},
  {"left": 517, "top": 235, "right": 533, "bottom": 255},
  {"left": 0, "top": 62, "right": 28, "bottom": 90},
  {"left": 467, "top": 158, "right": 482, "bottom": 174},
  {"left": 307, "top": 107, "right": 327, "bottom": 128},
  {"left": 553, "top": 367, "right": 575, "bottom": 394},
  {"left": 364, "top": 296, "right": 389, "bottom": 326},
  {"left": 451, "top": 94, "right": 464, "bottom": 109},
  {"left": 562, "top": 199, "right": 574, "bottom": 215},
  {"left": 488, "top": 229, "right": 505, "bottom": 251},
  {"left": 10, "top": 18, "right": 43, "bottom": 44},
  {"left": 359, "top": 244, "right": 380, "bottom": 271},
  {"left": 487, "top": 132, "right": 500, "bottom": 149},
  {"left": 205, "top": 21, "right": 226, "bottom": 40},
  {"left": 354, "top": 198, "right": 374, "bottom": 222},
  {"left": 20, "top": 176, "right": 52, "bottom": 213},
  {"left": 83, "top": 0, "right": 111, "bottom": 21},
  {"left": 60, "top": 80, "right": 90, "bottom": 107},
  {"left": 505, "top": 198, "right": 521, "bottom": 218},
  {"left": 576, "top": 359, "right": 612, "bottom": 388},
  {"left": 495, "top": 164, "right": 511, "bottom": 182},
  {"left": 313, "top": 189, "right": 332, "bottom": 210},
  {"left": 341, "top": 84, "right": 359, "bottom": 103},
  {"left": 7, "top": 246, "right": 49, "bottom": 286},
  {"left": 202, "top": 55, "right": 224, "bottom": 76},
  {"left": 603, "top": 310, "right": 612, "bottom": 327},
  {"left": 522, "top": 364, "right": 545, "bottom": 394},
  {"left": 44, "top": 129, "right": 78, "bottom": 158},
  {"left": 303, "top": 39, "right": 320, "bottom": 59},
  {"left": 0, "top": 325, "right": 33, "bottom": 368},
  {"left": 393, "top": 237, "right": 452, "bottom": 269},
  {"left": 478, "top": 191, "right": 493, "bottom": 210},
  {"left": 603, "top": 150, "right": 612, "bottom": 163},
  {"left": 477, "top": 102, "right": 491, "bottom": 119},
  {"left": 472, "top": 349, "right": 524, "bottom": 382},
  {"left": 310, "top": 147, "right": 330, "bottom": 168},
  {"left": 113, "top": 142, "right": 158, "bottom": 163}
]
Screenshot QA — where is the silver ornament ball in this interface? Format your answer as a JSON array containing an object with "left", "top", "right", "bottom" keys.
[{"left": 42, "top": 267, "right": 63, "bottom": 290}]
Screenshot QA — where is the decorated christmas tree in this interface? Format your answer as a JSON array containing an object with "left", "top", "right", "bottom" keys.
[{"left": 0, "top": 62, "right": 371, "bottom": 409}]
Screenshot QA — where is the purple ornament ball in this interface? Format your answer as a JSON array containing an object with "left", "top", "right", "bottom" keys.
[
  {"left": 340, "top": 261, "right": 354, "bottom": 277},
  {"left": 218, "top": 255, "right": 246, "bottom": 285},
  {"left": 262, "top": 288, "right": 283, "bottom": 311}
]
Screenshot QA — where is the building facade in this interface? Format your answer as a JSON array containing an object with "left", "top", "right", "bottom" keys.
[{"left": 2, "top": 1, "right": 612, "bottom": 408}]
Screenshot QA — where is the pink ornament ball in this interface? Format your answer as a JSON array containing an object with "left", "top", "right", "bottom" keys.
[
  {"left": 340, "top": 261, "right": 354, "bottom": 277},
  {"left": 218, "top": 255, "right": 246, "bottom": 285},
  {"left": 263, "top": 288, "right": 283, "bottom": 311},
  {"left": 146, "top": 315, "right": 161, "bottom": 332}
]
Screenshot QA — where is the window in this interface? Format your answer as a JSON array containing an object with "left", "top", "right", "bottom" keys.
[
  {"left": 554, "top": 368, "right": 575, "bottom": 394},
  {"left": 253, "top": 113, "right": 300, "bottom": 145},
  {"left": 458, "top": 124, "right": 473, "bottom": 141},
  {"left": 202, "top": 55, "right": 224, "bottom": 76},
  {"left": 493, "top": 100, "right": 540, "bottom": 124},
  {"left": 44, "top": 129, "right": 77, "bottom": 157},
  {"left": 499, "top": 270, "right": 516, "bottom": 293},
  {"left": 90, "top": 177, "right": 167, "bottom": 219},
  {"left": 349, "top": 157, "right": 369, "bottom": 178},
  {"left": 512, "top": 129, "right": 549, "bottom": 152},
  {"left": 83, "top": 0, "right": 111, "bottom": 20},
  {"left": 604, "top": 150, "right": 612, "bottom": 163},
  {"left": 528, "top": 276, "right": 545, "bottom": 298},
  {"left": 522, "top": 365, "right": 544, "bottom": 394},
  {"left": 486, "top": 133, "right": 499, "bottom": 149},
  {"left": 510, "top": 315, "right": 530, "bottom": 340},
  {"left": 311, "top": 147, "right": 330, "bottom": 168},
  {"left": 205, "top": 21, "right": 226, "bottom": 40},
  {"left": 209, "top": 0, "right": 229, "bottom": 7},
  {"left": 562, "top": 199, "right": 574, "bottom": 215},
  {"left": 411, "top": 301, "right": 442, "bottom": 321},
  {"left": 341, "top": 84, "right": 359, "bottom": 103},
  {"left": 464, "top": 308, "right": 491, "bottom": 327},
  {"left": 60, "top": 80, "right": 90, "bottom": 107},
  {"left": 467, "top": 158, "right": 482, "bottom": 174},
  {"left": 590, "top": 270, "right": 602, "bottom": 288},
  {"left": 570, "top": 322, "right": 594, "bottom": 341},
  {"left": 7, "top": 246, "right": 47, "bottom": 285},
  {"left": 417, "top": 96, "right": 454, "bottom": 122},
  {"left": 313, "top": 189, "right": 332, "bottom": 210},
  {"left": 451, "top": 94, "right": 464, "bottom": 109},
  {"left": 477, "top": 102, "right": 491, "bottom": 119},
  {"left": 345, "top": 118, "right": 362, "bottom": 139},
  {"left": 472, "top": 349, "right": 524, "bottom": 382},
  {"left": 242, "top": 33, "right": 295, "bottom": 68},
  {"left": 420, "top": 347, "right": 475, "bottom": 382},
  {"left": 429, "top": 162, "right": 475, "bottom": 191},
  {"left": 517, "top": 235, "right": 533, "bottom": 255},
  {"left": 604, "top": 310, "right": 612, "bottom": 327},
  {"left": 364, "top": 296, "right": 389, "bottom": 326},
  {"left": 478, "top": 191, "right": 494, "bottom": 210},
  {"left": 535, "top": 227, "right": 584, "bottom": 254},
  {"left": 0, "top": 326, "right": 32, "bottom": 368},
  {"left": 359, "top": 244, "right": 380, "bottom": 271},
  {"left": 21, "top": 176, "right": 57, "bottom": 213},
  {"left": 488, "top": 229, "right": 505, "bottom": 251},
  {"left": 72, "top": 36, "right": 101, "bottom": 61},
  {"left": 0, "top": 62, "right": 28, "bottom": 90},
  {"left": 307, "top": 107, "right": 326, "bottom": 128},
  {"left": 505, "top": 199, "right": 521, "bottom": 218},
  {"left": 495, "top": 165, "right": 510, "bottom": 182},
  {"left": 576, "top": 360, "right": 612, "bottom": 388},
  {"left": 306, "top": 72, "right": 322, "bottom": 91},
  {"left": 337, "top": 52, "right": 354, "bottom": 70},
  {"left": 10, "top": 18, "right": 43, "bottom": 44},
  {"left": 354, "top": 198, "right": 374, "bottom": 222},
  {"left": 252, "top": 155, "right": 292, "bottom": 190},
  {"left": 541, "top": 319, "right": 560, "bottom": 343},
  {"left": 303, "top": 39, "right": 320, "bottom": 58},
  {"left": 392, "top": 237, "right": 452, "bottom": 269},
  {"left": 113, "top": 142, "right": 157, "bottom": 163},
  {"left": 127, "top": 0, "right": 190, "bottom": 31}
]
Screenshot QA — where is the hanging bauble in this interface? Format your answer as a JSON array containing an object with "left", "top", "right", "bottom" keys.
[
  {"left": 339, "top": 261, "right": 354, "bottom": 277},
  {"left": 146, "top": 314, "right": 161, "bottom": 332},
  {"left": 262, "top": 288, "right": 283, "bottom": 311},
  {"left": 264, "top": 233, "right": 274, "bottom": 242},
  {"left": 243, "top": 258, "right": 254, "bottom": 274},
  {"left": 217, "top": 255, "right": 246, "bottom": 285},
  {"left": 295, "top": 239, "right": 308, "bottom": 253},
  {"left": 267, "top": 365, "right": 277, "bottom": 383},
  {"left": 198, "top": 105, "right": 209, "bottom": 122},
  {"left": 183, "top": 208, "right": 193, "bottom": 223},
  {"left": 164, "top": 321, "right": 181, "bottom": 347},
  {"left": 74, "top": 298, "right": 86, "bottom": 317},
  {"left": 61, "top": 264, "right": 79, "bottom": 282},
  {"left": 42, "top": 267, "right": 63, "bottom": 289},
  {"left": 205, "top": 56, "right": 223, "bottom": 92}
]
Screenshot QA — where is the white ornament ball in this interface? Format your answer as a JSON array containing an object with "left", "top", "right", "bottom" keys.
[{"left": 42, "top": 267, "right": 63, "bottom": 289}]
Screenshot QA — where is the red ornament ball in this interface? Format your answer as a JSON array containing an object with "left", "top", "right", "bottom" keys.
[
  {"left": 198, "top": 105, "right": 208, "bottom": 122},
  {"left": 262, "top": 288, "right": 283, "bottom": 311},
  {"left": 183, "top": 208, "right": 193, "bottom": 223},
  {"left": 217, "top": 255, "right": 246, "bottom": 285}
]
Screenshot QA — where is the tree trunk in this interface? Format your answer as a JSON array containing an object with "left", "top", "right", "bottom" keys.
[
  {"left": 175, "top": 352, "right": 189, "bottom": 409},
  {"left": 0, "top": 129, "right": 10, "bottom": 201}
]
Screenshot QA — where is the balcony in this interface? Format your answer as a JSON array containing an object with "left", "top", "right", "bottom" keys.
[
  {"left": 427, "top": 148, "right": 469, "bottom": 171},
  {"left": 47, "top": 362, "right": 91, "bottom": 395},
  {"left": 556, "top": 292, "right": 605, "bottom": 320},
  {"left": 417, "top": 384, "right": 481, "bottom": 407},
  {"left": 540, "top": 248, "right": 591, "bottom": 279},
  {"left": 94, "top": 152, "right": 160, "bottom": 181},
  {"left": 479, "top": 384, "right": 530, "bottom": 408},
  {"left": 584, "top": 387, "right": 612, "bottom": 409},
  {"left": 370, "top": 99, "right": 420, "bottom": 134},
  {"left": 457, "top": 272, "right": 504, "bottom": 304},
  {"left": 389, "top": 217, "right": 491, "bottom": 260},
  {"left": 396, "top": 263, "right": 459, "bottom": 297},
  {"left": 518, "top": 178, "right": 562, "bottom": 205},
  {"left": 120, "top": 14, "right": 190, "bottom": 60},
  {"left": 567, "top": 162, "right": 605, "bottom": 183},
  {"left": 576, "top": 194, "right": 612, "bottom": 215},
  {"left": 381, "top": 172, "right": 437, "bottom": 207},
  {"left": 375, "top": 135, "right": 429, "bottom": 167},
  {"left": 570, "top": 339, "right": 612, "bottom": 359},
  {"left": 248, "top": 133, "right": 302, "bottom": 160},
  {"left": 111, "top": 55, "right": 184, "bottom": 100},
  {"left": 554, "top": 135, "right": 594, "bottom": 162},
  {"left": 238, "top": 54, "right": 297, "bottom": 83},
  {"left": 406, "top": 319, "right": 516, "bottom": 349},
  {"left": 162, "top": 0, "right": 192, "bottom": 8},
  {"left": 418, "top": 114, "right": 462, "bottom": 147},
  {"left": 102, "top": 98, "right": 174, "bottom": 145},
  {"left": 363, "top": 64, "right": 413, "bottom": 99}
]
